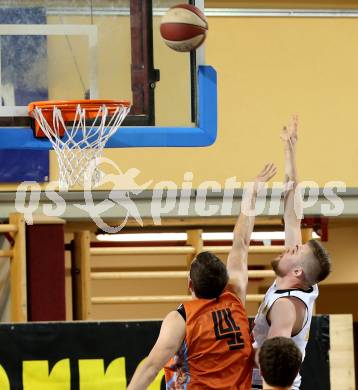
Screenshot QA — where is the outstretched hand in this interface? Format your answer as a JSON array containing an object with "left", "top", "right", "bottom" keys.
[
  {"left": 255, "top": 163, "right": 277, "bottom": 184},
  {"left": 250, "top": 163, "right": 277, "bottom": 201},
  {"left": 281, "top": 115, "right": 298, "bottom": 151}
]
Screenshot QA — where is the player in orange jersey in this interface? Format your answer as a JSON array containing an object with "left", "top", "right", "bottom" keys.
[{"left": 127, "top": 163, "right": 277, "bottom": 390}]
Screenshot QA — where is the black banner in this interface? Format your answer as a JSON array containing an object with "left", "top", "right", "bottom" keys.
[
  {"left": 0, "top": 321, "right": 163, "bottom": 389},
  {"left": 0, "top": 317, "right": 330, "bottom": 389},
  {"left": 300, "top": 315, "right": 330, "bottom": 390}
]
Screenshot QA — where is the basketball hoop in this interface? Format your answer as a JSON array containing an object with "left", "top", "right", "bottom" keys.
[{"left": 28, "top": 99, "right": 131, "bottom": 190}]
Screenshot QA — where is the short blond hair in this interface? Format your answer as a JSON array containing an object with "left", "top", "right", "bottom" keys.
[{"left": 303, "top": 240, "right": 331, "bottom": 284}]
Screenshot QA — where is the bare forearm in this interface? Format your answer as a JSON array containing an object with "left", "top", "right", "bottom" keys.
[
  {"left": 284, "top": 146, "right": 300, "bottom": 222},
  {"left": 232, "top": 185, "right": 258, "bottom": 250},
  {"left": 128, "top": 361, "right": 160, "bottom": 390},
  {"left": 226, "top": 187, "right": 257, "bottom": 300},
  {"left": 230, "top": 167, "right": 276, "bottom": 259},
  {"left": 284, "top": 188, "right": 300, "bottom": 223},
  {"left": 284, "top": 147, "right": 302, "bottom": 245},
  {"left": 227, "top": 164, "right": 276, "bottom": 298},
  {"left": 284, "top": 147, "right": 298, "bottom": 183}
]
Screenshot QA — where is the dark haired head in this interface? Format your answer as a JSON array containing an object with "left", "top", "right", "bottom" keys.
[
  {"left": 259, "top": 337, "right": 302, "bottom": 388},
  {"left": 189, "top": 251, "right": 228, "bottom": 299}
]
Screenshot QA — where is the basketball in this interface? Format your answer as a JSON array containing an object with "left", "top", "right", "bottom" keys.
[{"left": 160, "top": 4, "right": 208, "bottom": 52}]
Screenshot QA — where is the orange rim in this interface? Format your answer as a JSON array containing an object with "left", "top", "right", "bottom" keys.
[
  {"left": 28, "top": 99, "right": 131, "bottom": 118},
  {"left": 28, "top": 99, "right": 131, "bottom": 138}
]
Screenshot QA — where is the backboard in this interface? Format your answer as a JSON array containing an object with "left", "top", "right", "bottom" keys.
[{"left": 0, "top": 0, "right": 217, "bottom": 151}]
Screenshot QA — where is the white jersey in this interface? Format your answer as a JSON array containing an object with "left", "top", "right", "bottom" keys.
[{"left": 252, "top": 281, "right": 319, "bottom": 390}]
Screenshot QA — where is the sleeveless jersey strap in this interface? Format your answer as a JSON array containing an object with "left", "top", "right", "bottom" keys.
[{"left": 177, "top": 304, "right": 186, "bottom": 321}]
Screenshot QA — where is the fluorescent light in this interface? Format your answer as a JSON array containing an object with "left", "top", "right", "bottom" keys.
[
  {"left": 96, "top": 233, "right": 188, "bottom": 242},
  {"left": 202, "top": 231, "right": 319, "bottom": 240},
  {"left": 97, "top": 231, "right": 319, "bottom": 242},
  {"left": 203, "top": 232, "right": 285, "bottom": 240}
]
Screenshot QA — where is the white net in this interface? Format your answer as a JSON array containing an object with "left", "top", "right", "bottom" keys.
[{"left": 32, "top": 103, "right": 130, "bottom": 190}]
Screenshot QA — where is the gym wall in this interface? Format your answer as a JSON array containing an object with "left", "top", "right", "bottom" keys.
[{"left": 63, "top": 219, "right": 358, "bottom": 321}]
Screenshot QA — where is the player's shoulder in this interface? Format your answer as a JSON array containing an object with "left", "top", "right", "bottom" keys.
[
  {"left": 267, "top": 297, "right": 300, "bottom": 327},
  {"left": 164, "top": 310, "right": 186, "bottom": 325},
  {"left": 271, "top": 296, "right": 306, "bottom": 314}
]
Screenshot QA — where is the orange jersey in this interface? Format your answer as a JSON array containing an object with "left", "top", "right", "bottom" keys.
[{"left": 164, "top": 289, "right": 253, "bottom": 389}]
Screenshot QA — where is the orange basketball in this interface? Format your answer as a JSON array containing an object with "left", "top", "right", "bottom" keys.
[{"left": 160, "top": 4, "right": 208, "bottom": 52}]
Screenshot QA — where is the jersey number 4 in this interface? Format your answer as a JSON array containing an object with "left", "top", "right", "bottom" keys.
[{"left": 212, "top": 308, "right": 245, "bottom": 350}]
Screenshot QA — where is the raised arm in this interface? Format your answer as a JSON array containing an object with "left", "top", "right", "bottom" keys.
[
  {"left": 226, "top": 164, "right": 277, "bottom": 304},
  {"left": 127, "top": 311, "right": 185, "bottom": 390},
  {"left": 281, "top": 115, "right": 302, "bottom": 247}
]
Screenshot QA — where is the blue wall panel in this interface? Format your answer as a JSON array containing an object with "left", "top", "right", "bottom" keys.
[{"left": 0, "top": 150, "right": 48, "bottom": 182}]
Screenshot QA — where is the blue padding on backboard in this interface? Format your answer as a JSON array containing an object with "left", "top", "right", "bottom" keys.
[
  {"left": 0, "top": 150, "right": 49, "bottom": 182},
  {"left": 0, "top": 65, "right": 217, "bottom": 149}
]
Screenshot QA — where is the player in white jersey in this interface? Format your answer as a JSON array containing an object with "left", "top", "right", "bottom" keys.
[{"left": 252, "top": 116, "right": 331, "bottom": 390}]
